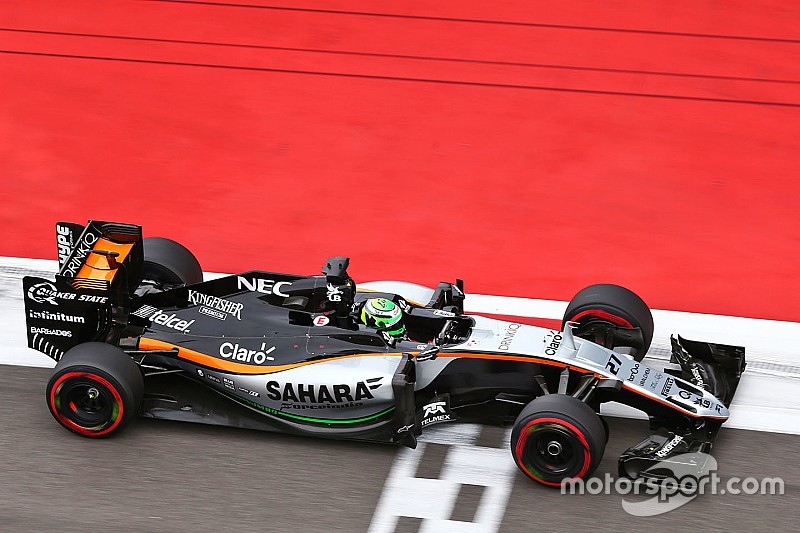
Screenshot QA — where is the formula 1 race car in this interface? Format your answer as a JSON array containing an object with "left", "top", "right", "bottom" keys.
[{"left": 23, "top": 220, "right": 746, "bottom": 486}]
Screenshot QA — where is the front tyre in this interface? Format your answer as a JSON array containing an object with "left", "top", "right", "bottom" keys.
[
  {"left": 46, "top": 343, "right": 143, "bottom": 438},
  {"left": 562, "top": 283, "right": 654, "bottom": 362},
  {"left": 511, "top": 394, "right": 606, "bottom": 487}
]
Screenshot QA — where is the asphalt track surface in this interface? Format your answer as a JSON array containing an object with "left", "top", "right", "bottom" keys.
[{"left": 1, "top": 365, "right": 796, "bottom": 532}]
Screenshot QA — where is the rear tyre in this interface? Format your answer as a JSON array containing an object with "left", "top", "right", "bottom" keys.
[
  {"left": 562, "top": 284, "right": 654, "bottom": 362},
  {"left": 46, "top": 343, "right": 143, "bottom": 438},
  {"left": 511, "top": 394, "right": 606, "bottom": 487},
  {"left": 142, "top": 237, "right": 203, "bottom": 286}
]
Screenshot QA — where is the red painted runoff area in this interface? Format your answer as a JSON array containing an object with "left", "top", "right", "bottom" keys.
[{"left": 1, "top": 1, "right": 798, "bottom": 320}]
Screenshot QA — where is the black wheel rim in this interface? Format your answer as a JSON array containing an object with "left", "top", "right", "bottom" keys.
[
  {"left": 50, "top": 371, "right": 123, "bottom": 435},
  {"left": 521, "top": 424, "right": 581, "bottom": 479},
  {"left": 62, "top": 381, "right": 113, "bottom": 426}
]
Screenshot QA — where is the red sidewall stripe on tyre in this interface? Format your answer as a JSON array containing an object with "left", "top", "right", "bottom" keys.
[
  {"left": 49, "top": 371, "right": 124, "bottom": 437},
  {"left": 515, "top": 417, "right": 591, "bottom": 487},
  {"left": 569, "top": 309, "right": 633, "bottom": 328}
]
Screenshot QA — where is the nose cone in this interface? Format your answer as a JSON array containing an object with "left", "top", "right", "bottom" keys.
[{"left": 667, "top": 381, "right": 730, "bottom": 419}]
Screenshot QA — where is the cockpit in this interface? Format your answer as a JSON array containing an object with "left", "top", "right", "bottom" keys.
[{"left": 267, "top": 256, "right": 473, "bottom": 347}]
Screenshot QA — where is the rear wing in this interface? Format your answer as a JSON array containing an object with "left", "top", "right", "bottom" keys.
[
  {"left": 24, "top": 220, "right": 144, "bottom": 360},
  {"left": 55, "top": 220, "right": 144, "bottom": 293}
]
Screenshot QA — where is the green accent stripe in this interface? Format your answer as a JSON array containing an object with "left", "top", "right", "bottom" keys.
[
  {"left": 223, "top": 390, "right": 396, "bottom": 425},
  {"left": 269, "top": 405, "right": 396, "bottom": 425}
]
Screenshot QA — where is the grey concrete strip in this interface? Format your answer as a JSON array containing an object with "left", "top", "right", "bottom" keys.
[
  {"left": 414, "top": 442, "right": 450, "bottom": 479},
  {"left": 449, "top": 483, "right": 485, "bottom": 522},
  {"left": 473, "top": 424, "right": 508, "bottom": 449},
  {"left": 393, "top": 517, "right": 423, "bottom": 533}
]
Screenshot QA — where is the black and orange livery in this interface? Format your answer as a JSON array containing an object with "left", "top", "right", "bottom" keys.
[{"left": 24, "top": 220, "right": 746, "bottom": 487}]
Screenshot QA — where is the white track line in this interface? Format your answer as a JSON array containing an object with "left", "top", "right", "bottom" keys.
[{"left": 369, "top": 424, "right": 514, "bottom": 533}]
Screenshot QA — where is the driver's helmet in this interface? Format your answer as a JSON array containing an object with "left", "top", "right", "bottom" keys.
[{"left": 360, "top": 298, "right": 406, "bottom": 339}]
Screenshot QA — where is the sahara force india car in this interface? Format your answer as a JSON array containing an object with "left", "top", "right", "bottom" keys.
[{"left": 23, "top": 220, "right": 746, "bottom": 487}]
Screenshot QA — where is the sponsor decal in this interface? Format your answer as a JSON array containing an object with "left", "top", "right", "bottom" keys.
[
  {"left": 28, "top": 282, "right": 108, "bottom": 306},
  {"left": 662, "top": 377, "right": 675, "bottom": 396},
  {"left": 78, "top": 294, "right": 108, "bottom": 303},
  {"left": 628, "top": 363, "right": 640, "bottom": 382},
  {"left": 420, "top": 399, "right": 454, "bottom": 427},
  {"left": 30, "top": 326, "right": 72, "bottom": 337},
  {"left": 188, "top": 290, "right": 243, "bottom": 320},
  {"left": 219, "top": 342, "right": 276, "bottom": 364},
  {"left": 655, "top": 435, "right": 684, "bottom": 458},
  {"left": 313, "top": 315, "right": 330, "bottom": 327},
  {"left": 499, "top": 323, "right": 521, "bottom": 351},
  {"left": 690, "top": 364, "right": 708, "bottom": 389},
  {"left": 279, "top": 402, "right": 367, "bottom": 411},
  {"left": 62, "top": 229, "right": 100, "bottom": 277},
  {"left": 543, "top": 330, "right": 562, "bottom": 356},
  {"left": 668, "top": 387, "right": 722, "bottom": 414},
  {"left": 326, "top": 283, "right": 343, "bottom": 302},
  {"left": 693, "top": 396, "right": 723, "bottom": 413},
  {"left": 238, "top": 386, "right": 260, "bottom": 397},
  {"left": 267, "top": 377, "right": 382, "bottom": 404},
  {"left": 605, "top": 353, "right": 623, "bottom": 376},
  {"left": 28, "top": 282, "right": 59, "bottom": 305},
  {"left": 432, "top": 309, "right": 455, "bottom": 318},
  {"left": 237, "top": 277, "right": 291, "bottom": 297},
  {"left": 239, "top": 396, "right": 395, "bottom": 421},
  {"left": 423, "top": 402, "right": 446, "bottom": 416},
  {"left": 196, "top": 368, "right": 204, "bottom": 377},
  {"left": 638, "top": 367, "right": 651, "bottom": 387},
  {"left": 136, "top": 308, "right": 194, "bottom": 333},
  {"left": 206, "top": 373, "right": 221, "bottom": 384},
  {"left": 28, "top": 310, "right": 85, "bottom": 323},
  {"left": 56, "top": 224, "right": 74, "bottom": 266},
  {"left": 222, "top": 377, "right": 235, "bottom": 390},
  {"left": 199, "top": 307, "right": 226, "bottom": 320}
]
